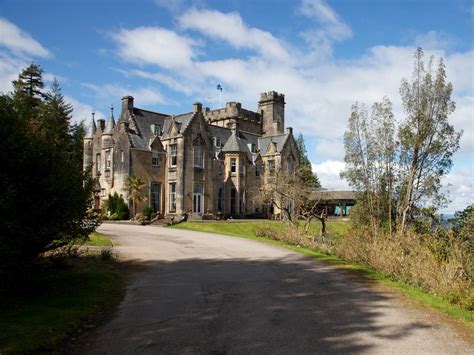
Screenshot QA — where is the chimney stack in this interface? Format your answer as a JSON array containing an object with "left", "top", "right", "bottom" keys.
[
  {"left": 193, "top": 102, "right": 202, "bottom": 112},
  {"left": 121, "top": 96, "right": 134, "bottom": 114}
]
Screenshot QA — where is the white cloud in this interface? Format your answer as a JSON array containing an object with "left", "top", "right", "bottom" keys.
[
  {"left": 83, "top": 83, "right": 167, "bottom": 106},
  {"left": 440, "top": 165, "right": 474, "bottom": 213},
  {"left": 112, "top": 27, "right": 197, "bottom": 69},
  {"left": 0, "top": 17, "right": 50, "bottom": 58},
  {"left": 178, "top": 9, "right": 290, "bottom": 62},
  {"left": 66, "top": 95, "right": 105, "bottom": 124},
  {"left": 312, "top": 160, "right": 350, "bottom": 190}
]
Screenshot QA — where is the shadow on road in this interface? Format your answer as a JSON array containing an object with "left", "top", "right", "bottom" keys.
[{"left": 86, "top": 255, "right": 432, "bottom": 354}]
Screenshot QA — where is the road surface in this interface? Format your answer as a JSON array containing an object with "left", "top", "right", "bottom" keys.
[{"left": 85, "top": 223, "right": 472, "bottom": 354}]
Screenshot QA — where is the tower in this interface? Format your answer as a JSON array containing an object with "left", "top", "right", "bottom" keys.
[{"left": 258, "top": 91, "right": 285, "bottom": 136}]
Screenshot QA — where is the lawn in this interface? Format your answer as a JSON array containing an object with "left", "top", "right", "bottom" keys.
[
  {"left": 172, "top": 219, "right": 348, "bottom": 240},
  {"left": 0, "top": 255, "right": 123, "bottom": 353},
  {"left": 85, "top": 232, "right": 113, "bottom": 247}
]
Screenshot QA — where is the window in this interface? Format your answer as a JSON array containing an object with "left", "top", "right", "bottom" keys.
[
  {"left": 150, "top": 183, "right": 161, "bottom": 212},
  {"left": 288, "top": 160, "right": 294, "bottom": 173},
  {"left": 169, "top": 183, "right": 176, "bottom": 212},
  {"left": 214, "top": 137, "right": 221, "bottom": 147},
  {"left": 193, "top": 183, "right": 203, "bottom": 213},
  {"left": 169, "top": 144, "right": 177, "bottom": 167},
  {"left": 256, "top": 162, "right": 261, "bottom": 177},
  {"left": 239, "top": 159, "right": 244, "bottom": 176},
  {"left": 240, "top": 190, "right": 245, "bottom": 214},
  {"left": 95, "top": 153, "right": 101, "bottom": 174},
  {"left": 230, "top": 158, "right": 236, "bottom": 174},
  {"left": 248, "top": 143, "right": 257, "bottom": 153},
  {"left": 268, "top": 160, "right": 275, "bottom": 175},
  {"left": 152, "top": 150, "right": 160, "bottom": 167},
  {"left": 194, "top": 145, "right": 203, "bottom": 168},
  {"left": 120, "top": 150, "right": 124, "bottom": 163},
  {"left": 105, "top": 150, "right": 111, "bottom": 171}
]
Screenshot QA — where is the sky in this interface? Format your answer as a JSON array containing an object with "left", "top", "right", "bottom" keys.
[{"left": 0, "top": 0, "right": 472, "bottom": 213}]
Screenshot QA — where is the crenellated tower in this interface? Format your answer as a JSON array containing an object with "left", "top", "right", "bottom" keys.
[{"left": 258, "top": 91, "right": 285, "bottom": 136}]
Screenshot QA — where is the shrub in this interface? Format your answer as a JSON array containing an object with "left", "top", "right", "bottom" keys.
[
  {"left": 106, "top": 192, "right": 129, "bottom": 220},
  {"left": 142, "top": 206, "right": 152, "bottom": 221},
  {"left": 99, "top": 249, "right": 112, "bottom": 263}
]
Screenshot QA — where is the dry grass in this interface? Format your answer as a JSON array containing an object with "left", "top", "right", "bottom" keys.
[{"left": 255, "top": 224, "right": 473, "bottom": 310}]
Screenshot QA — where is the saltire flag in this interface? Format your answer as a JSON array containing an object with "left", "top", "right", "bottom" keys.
[{"left": 216, "top": 83, "right": 223, "bottom": 92}]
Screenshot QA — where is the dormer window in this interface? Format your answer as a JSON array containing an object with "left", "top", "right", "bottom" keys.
[
  {"left": 152, "top": 150, "right": 160, "bottom": 167},
  {"left": 213, "top": 137, "right": 222, "bottom": 147}
]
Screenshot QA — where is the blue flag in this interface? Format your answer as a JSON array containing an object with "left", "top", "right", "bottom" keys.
[{"left": 216, "top": 83, "right": 223, "bottom": 92}]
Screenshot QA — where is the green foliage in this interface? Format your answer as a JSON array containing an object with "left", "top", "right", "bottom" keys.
[
  {"left": 142, "top": 206, "right": 152, "bottom": 220},
  {"left": 106, "top": 192, "right": 129, "bottom": 220},
  {"left": 99, "top": 249, "right": 113, "bottom": 263},
  {"left": 0, "top": 256, "right": 123, "bottom": 353},
  {"left": 125, "top": 175, "right": 148, "bottom": 217},
  {"left": 0, "top": 64, "right": 98, "bottom": 275},
  {"left": 450, "top": 204, "right": 474, "bottom": 243},
  {"left": 295, "top": 134, "right": 321, "bottom": 188}
]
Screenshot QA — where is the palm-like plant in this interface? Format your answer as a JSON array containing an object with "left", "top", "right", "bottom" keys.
[{"left": 125, "top": 175, "right": 148, "bottom": 218}]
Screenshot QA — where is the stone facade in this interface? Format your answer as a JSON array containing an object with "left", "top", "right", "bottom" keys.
[{"left": 83, "top": 91, "right": 299, "bottom": 219}]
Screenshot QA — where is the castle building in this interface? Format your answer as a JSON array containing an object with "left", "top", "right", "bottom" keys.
[{"left": 83, "top": 91, "right": 299, "bottom": 219}]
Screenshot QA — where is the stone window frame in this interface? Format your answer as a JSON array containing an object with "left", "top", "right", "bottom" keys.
[
  {"left": 152, "top": 150, "right": 161, "bottom": 167},
  {"left": 95, "top": 153, "right": 101, "bottom": 175},
  {"left": 230, "top": 158, "right": 237, "bottom": 175},
  {"left": 105, "top": 149, "right": 112, "bottom": 171},
  {"left": 194, "top": 145, "right": 203, "bottom": 168},
  {"left": 268, "top": 160, "right": 275, "bottom": 175},
  {"left": 169, "top": 182, "right": 176, "bottom": 212},
  {"left": 169, "top": 144, "right": 177, "bottom": 167}
]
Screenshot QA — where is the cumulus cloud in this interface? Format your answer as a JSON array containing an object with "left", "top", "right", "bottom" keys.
[
  {"left": 440, "top": 166, "right": 474, "bottom": 213},
  {"left": 178, "top": 8, "right": 290, "bottom": 62},
  {"left": 66, "top": 95, "right": 105, "bottom": 124},
  {"left": 112, "top": 27, "right": 198, "bottom": 69},
  {"left": 0, "top": 17, "right": 50, "bottom": 58},
  {"left": 83, "top": 83, "right": 167, "bottom": 106},
  {"left": 312, "top": 160, "right": 350, "bottom": 190}
]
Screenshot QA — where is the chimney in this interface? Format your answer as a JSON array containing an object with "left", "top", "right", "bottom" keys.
[
  {"left": 286, "top": 127, "right": 293, "bottom": 135},
  {"left": 193, "top": 102, "right": 202, "bottom": 112},
  {"left": 121, "top": 96, "right": 134, "bottom": 114}
]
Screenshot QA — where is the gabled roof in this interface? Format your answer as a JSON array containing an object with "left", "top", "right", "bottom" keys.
[
  {"left": 161, "top": 112, "right": 194, "bottom": 139},
  {"left": 127, "top": 107, "right": 169, "bottom": 149},
  {"left": 311, "top": 190, "right": 356, "bottom": 201},
  {"left": 258, "top": 134, "right": 290, "bottom": 156}
]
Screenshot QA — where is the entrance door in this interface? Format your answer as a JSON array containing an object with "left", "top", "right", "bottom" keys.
[
  {"left": 193, "top": 183, "right": 203, "bottom": 213},
  {"left": 150, "top": 183, "right": 161, "bottom": 213}
]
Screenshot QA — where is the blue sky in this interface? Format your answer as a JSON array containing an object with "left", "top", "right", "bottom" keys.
[{"left": 0, "top": 0, "right": 472, "bottom": 213}]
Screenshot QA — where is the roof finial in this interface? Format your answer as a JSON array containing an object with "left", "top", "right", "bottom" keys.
[
  {"left": 110, "top": 104, "right": 114, "bottom": 118},
  {"left": 92, "top": 110, "right": 95, "bottom": 120}
]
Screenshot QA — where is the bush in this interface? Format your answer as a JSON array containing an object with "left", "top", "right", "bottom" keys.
[
  {"left": 106, "top": 192, "right": 129, "bottom": 220},
  {"left": 142, "top": 206, "right": 152, "bottom": 221}
]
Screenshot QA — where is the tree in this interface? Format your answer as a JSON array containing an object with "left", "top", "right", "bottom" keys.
[
  {"left": 125, "top": 175, "right": 148, "bottom": 217},
  {"left": 397, "top": 48, "right": 462, "bottom": 234},
  {"left": 295, "top": 134, "right": 321, "bottom": 188},
  {"left": 450, "top": 204, "right": 474, "bottom": 243},
  {"left": 12, "top": 63, "right": 46, "bottom": 109},
  {"left": 0, "top": 67, "right": 97, "bottom": 274},
  {"left": 341, "top": 98, "right": 396, "bottom": 237}
]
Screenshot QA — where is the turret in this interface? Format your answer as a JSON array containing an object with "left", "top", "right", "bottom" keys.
[
  {"left": 83, "top": 114, "right": 96, "bottom": 171},
  {"left": 258, "top": 91, "right": 285, "bottom": 136}
]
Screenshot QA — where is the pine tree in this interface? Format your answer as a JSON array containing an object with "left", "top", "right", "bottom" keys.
[
  {"left": 12, "top": 63, "right": 46, "bottom": 107},
  {"left": 295, "top": 134, "right": 321, "bottom": 189}
]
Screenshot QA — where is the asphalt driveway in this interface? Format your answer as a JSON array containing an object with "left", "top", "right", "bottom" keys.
[{"left": 85, "top": 223, "right": 472, "bottom": 354}]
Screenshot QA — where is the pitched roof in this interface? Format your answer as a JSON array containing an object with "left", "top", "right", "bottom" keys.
[
  {"left": 221, "top": 129, "right": 249, "bottom": 153},
  {"left": 161, "top": 112, "right": 195, "bottom": 139},
  {"left": 128, "top": 107, "right": 169, "bottom": 149},
  {"left": 258, "top": 134, "right": 289, "bottom": 156}
]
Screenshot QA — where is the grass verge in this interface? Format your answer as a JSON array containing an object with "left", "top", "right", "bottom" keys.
[
  {"left": 0, "top": 254, "right": 124, "bottom": 353},
  {"left": 85, "top": 232, "right": 113, "bottom": 247},
  {"left": 172, "top": 221, "right": 473, "bottom": 327}
]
